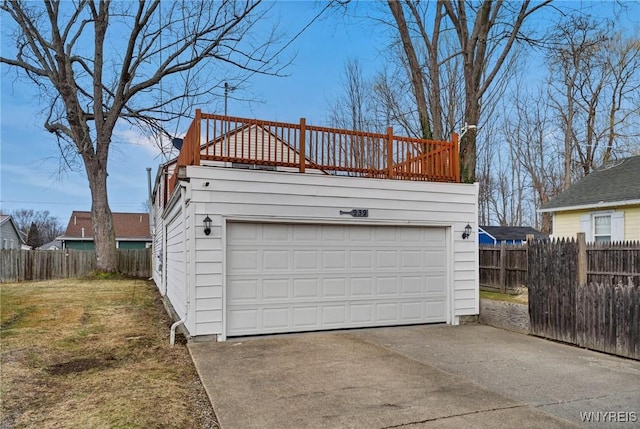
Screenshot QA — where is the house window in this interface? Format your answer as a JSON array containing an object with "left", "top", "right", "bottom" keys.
[{"left": 593, "top": 214, "right": 611, "bottom": 243}]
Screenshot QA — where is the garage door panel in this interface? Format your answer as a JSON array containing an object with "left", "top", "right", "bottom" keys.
[
  {"left": 350, "top": 303, "right": 374, "bottom": 323},
  {"left": 322, "top": 278, "right": 347, "bottom": 297},
  {"left": 262, "top": 223, "right": 288, "bottom": 240},
  {"left": 229, "top": 250, "right": 259, "bottom": 271},
  {"left": 263, "top": 250, "right": 289, "bottom": 270},
  {"left": 228, "top": 223, "right": 259, "bottom": 241},
  {"left": 376, "top": 277, "right": 399, "bottom": 295},
  {"left": 226, "top": 223, "right": 448, "bottom": 336},
  {"left": 350, "top": 250, "right": 373, "bottom": 269},
  {"left": 323, "top": 251, "right": 346, "bottom": 269},
  {"left": 228, "top": 308, "right": 258, "bottom": 331},
  {"left": 263, "top": 308, "right": 288, "bottom": 329},
  {"left": 322, "top": 227, "right": 346, "bottom": 241},
  {"left": 293, "top": 278, "right": 319, "bottom": 298},
  {"left": 228, "top": 279, "right": 259, "bottom": 300},
  {"left": 376, "top": 303, "right": 398, "bottom": 321},
  {"left": 376, "top": 250, "right": 398, "bottom": 268},
  {"left": 426, "top": 251, "right": 446, "bottom": 268},
  {"left": 401, "top": 276, "right": 424, "bottom": 294},
  {"left": 322, "top": 305, "right": 347, "bottom": 324},
  {"left": 263, "top": 279, "right": 288, "bottom": 300},
  {"left": 401, "top": 302, "right": 423, "bottom": 320},
  {"left": 293, "top": 306, "right": 319, "bottom": 327},
  {"left": 400, "top": 250, "right": 422, "bottom": 268},
  {"left": 426, "top": 276, "right": 446, "bottom": 294},
  {"left": 293, "top": 250, "right": 318, "bottom": 269},
  {"left": 351, "top": 277, "right": 374, "bottom": 296}
]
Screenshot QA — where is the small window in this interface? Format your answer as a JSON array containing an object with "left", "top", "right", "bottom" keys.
[{"left": 593, "top": 214, "right": 611, "bottom": 243}]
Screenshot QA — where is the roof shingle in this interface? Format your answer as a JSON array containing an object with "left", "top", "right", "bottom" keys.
[
  {"left": 540, "top": 156, "right": 640, "bottom": 211},
  {"left": 61, "top": 211, "right": 150, "bottom": 239}
]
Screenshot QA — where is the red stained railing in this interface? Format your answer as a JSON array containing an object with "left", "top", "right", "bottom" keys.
[{"left": 167, "top": 110, "right": 460, "bottom": 198}]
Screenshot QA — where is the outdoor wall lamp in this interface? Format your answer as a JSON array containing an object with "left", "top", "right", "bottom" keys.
[
  {"left": 203, "top": 215, "right": 212, "bottom": 236},
  {"left": 462, "top": 224, "right": 472, "bottom": 240}
]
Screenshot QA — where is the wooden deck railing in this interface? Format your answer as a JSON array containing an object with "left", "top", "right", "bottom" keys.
[{"left": 168, "top": 110, "right": 460, "bottom": 196}]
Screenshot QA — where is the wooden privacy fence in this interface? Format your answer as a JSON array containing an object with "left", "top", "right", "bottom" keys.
[
  {"left": 528, "top": 235, "right": 639, "bottom": 360},
  {"left": 0, "top": 248, "right": 152, "bottom": 282},
  {"left": 479, "top": 242, "right": 528, "bottom": 293}
]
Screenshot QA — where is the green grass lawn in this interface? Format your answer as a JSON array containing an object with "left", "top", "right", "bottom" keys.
[{"left": 480, "top": 290, "right": 528, "bottom": 304}]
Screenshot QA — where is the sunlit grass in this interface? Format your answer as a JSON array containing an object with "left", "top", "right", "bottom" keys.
[
  {"left": 1, "top": 279, "right": 217, "bottom": 428},
  {"left": 480, "top": 289, "right": 528, "bottom": 304}
]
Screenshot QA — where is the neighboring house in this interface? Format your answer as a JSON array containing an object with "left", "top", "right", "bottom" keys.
[
  {"left": 0, "top": 215, "right": 28, "bottom": 250},
  {"left": 539, "top": 156, "right": 640, "bottom": 242},
  {"left": 152, "top": 111, "right": 479, "bottom": 341},
  {"left": 38, "top": 240, "right": 63, "bottom": 250},
  {"left": 478, "top": 226, "right": 548, "bottom": 245},
  {"left": 59, "top": 211, "right": 151, "bottom": 250}
]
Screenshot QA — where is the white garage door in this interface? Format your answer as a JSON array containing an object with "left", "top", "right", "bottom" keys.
[{"left": 226, "top": 223, "right": 448, "bottom": 336}]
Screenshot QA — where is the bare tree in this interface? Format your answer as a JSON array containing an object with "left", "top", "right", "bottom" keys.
[
  {"left": 385, "top": 0, "right": 552, "bottom": 182},
  {"left": 1, "top": 0, "right": 293, "bottom": 271},
  {"left": 10, "top": 209, "right": 63, "bottom": 244},
  {"left": 546, "top": 16, "right": 640, "bottom": 185},
  {"left": 502, "top": 85, "right": 564, "bottom": 234}
]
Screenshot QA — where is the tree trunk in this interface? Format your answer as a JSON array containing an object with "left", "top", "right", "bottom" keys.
[
  {"left": 85, "top": 159, "right": 117, "bottom": 272},
  {"left": 387, "top": 1, "right": 432, "bottom": 139},
  {"left": 460, "top": 94, "right": 480, "bottom": 182}
]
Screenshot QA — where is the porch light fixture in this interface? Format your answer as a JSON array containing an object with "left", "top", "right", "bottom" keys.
[
  {"left": 203, "top": 215, "right": 212, "bottom": 236},
  {"left": 462, "top": 224, "right": 472, "bottom": 239}
]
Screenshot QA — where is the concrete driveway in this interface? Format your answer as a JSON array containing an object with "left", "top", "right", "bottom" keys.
[{"left": 188, "top": 324, "right": 640, "bottom": 428}]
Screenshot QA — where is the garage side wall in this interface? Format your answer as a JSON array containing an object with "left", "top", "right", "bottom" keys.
[
  {"left": 164, "top": 199, "right": 189, "bottom": 323},
  {"left": 185, "top": 167, "right": 478, "bottom": 337}
]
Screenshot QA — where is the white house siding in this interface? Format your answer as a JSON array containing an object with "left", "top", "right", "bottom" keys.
[
  {"left": 151, "top": 174, "right": 166, "bottom": 290},
  {"left": 160, "top": 166, "right": 478, "bottom": 339},
  {"left": 165, "top": 202, "right": 188, "bottom": 323}
]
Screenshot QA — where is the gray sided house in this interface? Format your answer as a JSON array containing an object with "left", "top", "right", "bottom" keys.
[
  {"left": 0, "top": 215, "right": 27, "bottom": 250},
  {"left": 59, "top": 211, "right": 151, "bottom": 250},
  {"left": 152, "top": 112, "right": 479, "bottom": 341}
]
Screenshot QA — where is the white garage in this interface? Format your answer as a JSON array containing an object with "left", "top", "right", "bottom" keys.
[
  {"left": 154, "top": 165, "right": 478, "bottom": 341},
  {"left": 226, "top": 222, "right": 448, "bottom": 336}
]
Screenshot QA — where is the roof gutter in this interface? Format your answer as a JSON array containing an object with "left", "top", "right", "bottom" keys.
[{"left": 538, "top": 199, "right": 640, "bottom": 213}]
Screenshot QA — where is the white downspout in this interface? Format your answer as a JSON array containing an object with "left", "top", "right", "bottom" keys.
[
  {"left": 170, "top": 183, "right": 189, "bottom": 346},
  {"left": 170, "top": 319, "right": 185, "bottom": 346}
]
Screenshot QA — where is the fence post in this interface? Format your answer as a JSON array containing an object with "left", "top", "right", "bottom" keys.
[
  {"left": 387, "top": 126, "right": 394, "bottom": 178},
  {"left": 299, "top": 118, "right": 306, "bottom": 173},
  {"left": 499, "top": 241, "right": 506, "bottom": 294},
  {"left": 577, "top": 232, "right": 587, "bottom": 287}
]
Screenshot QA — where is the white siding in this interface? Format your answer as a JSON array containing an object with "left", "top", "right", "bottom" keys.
[
  {"left": 165, "top": 207, "right": 187, "bottom": 319},
  {"left": 179, "top": 166, "right": 478, "bottom": 338},
  {"left": 152, "top": 196, "right": 164, "bottom": 289}
]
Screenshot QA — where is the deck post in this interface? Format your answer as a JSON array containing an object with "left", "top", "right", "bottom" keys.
[
  {"left": 387, "top": 126, "right": 394, "bottom": 178},
  {"left": 194, "top": 109, "right": 201, "bottom": 166},
  {"left": 451, "top": 132, "right": 460, "bottom": 182},
  {"left": 299, "top": 118, "right": 306, "bottom": 173}
]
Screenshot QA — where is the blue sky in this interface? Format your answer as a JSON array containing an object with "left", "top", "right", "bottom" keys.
[
  {"left": 1, "top": 1, "right": 638, "bottom": 227},
  {"left": 0, "top": 1, "right": 382, "bottom": 225}
]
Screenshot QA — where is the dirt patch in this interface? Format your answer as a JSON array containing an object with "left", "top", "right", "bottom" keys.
[{"left": 45, "top": 355, "right": 116, "bottom": 376}]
